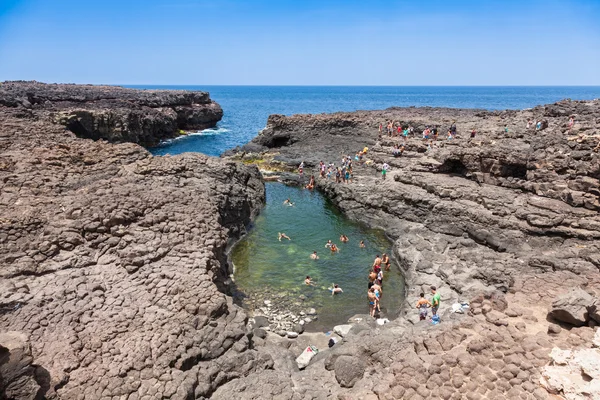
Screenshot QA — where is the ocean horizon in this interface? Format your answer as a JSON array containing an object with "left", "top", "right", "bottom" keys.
[{"left": 140, "top": 85, "right": 600, "bottom": 157}]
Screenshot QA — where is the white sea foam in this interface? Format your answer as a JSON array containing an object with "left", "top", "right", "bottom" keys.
[{"left": 188, "top": 127, "right": 230, "bottom": 136}]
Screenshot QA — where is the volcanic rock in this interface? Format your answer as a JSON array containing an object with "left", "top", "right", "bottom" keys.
[{"left": 549, "top": 288, "right": 596, "bottom": 326}]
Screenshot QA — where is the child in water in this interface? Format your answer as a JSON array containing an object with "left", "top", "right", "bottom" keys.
[{"left": 331, "top": 284, "right": 343, "bottom": 296}]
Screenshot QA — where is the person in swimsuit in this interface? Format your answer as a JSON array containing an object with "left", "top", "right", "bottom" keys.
[
  {"left": 310, "top": 251, "right": 319, "bottom": 260},
  {"left": 373, "top": 255, "right": 382, "bottom": 272},
  {"left": 331, "top": 284, "right": 343, "bottom": 296},
  {"left": 368, "top": 287, "right": 378, "bottom": 317},
  {"left": 283, "top": 198, "right": 294, "bottom": 206},
  {"left": 416, "top": 292, "right": 432, "bottom": 320},
  {"left": 340, "top": 235, "right": 349, "bottom": 243},
  {"left": 330, "top": 244, "right": 339, "bottom": 253},
  {"left": 298, "top": 161, "right": 304, "bottom": 175},
  {"left": 368, "top": 271, "right": 377, "bottom": 288},
  {"left": 376, "top": 269, "right": 383, "bottom": 286},
  {"left": 382, "top": 253, "right": 391, "bottom": 271},
  {"left": 305, "top": 276, "right": 313, "bottom": 285},
  {"left": 278, "top": 232, "right": 291, "bottom": 241},
  {"left": 359, "top": 240, "right": 366, "bottom": 248},
  {"left": 325, "top": 240, "right": 333, "bottom": 248},
  {"left": 371, "top": 283, "right": 382, "bottom": 311}
]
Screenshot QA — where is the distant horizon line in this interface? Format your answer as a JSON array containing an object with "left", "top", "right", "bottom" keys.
[{"left": 120, "top": 84, "right": 600, "bottom": 88}]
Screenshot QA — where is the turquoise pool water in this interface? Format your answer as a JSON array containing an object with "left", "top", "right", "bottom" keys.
[{"left": 230, "top": 182, "right": 405, "bottom": 331}]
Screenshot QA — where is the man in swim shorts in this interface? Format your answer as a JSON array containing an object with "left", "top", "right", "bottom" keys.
[
  {"left": 310, "top": 251, "right": 319, "bottom": 260},
  {"left": 416, "top": 292, "right": 432, "bottom": 320}
]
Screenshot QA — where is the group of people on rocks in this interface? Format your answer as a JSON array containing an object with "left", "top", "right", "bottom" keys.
[{"left": 301, "top": 151, "right": 366, "bottom": 189}]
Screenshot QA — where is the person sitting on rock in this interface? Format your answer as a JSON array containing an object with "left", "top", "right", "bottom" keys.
[
  {"left": 416, "top": 292, "right": 432, "bottom": 321},
  {"left": 331, "top": 284, "right": 343, "bottom": 296},
  {"left": 310, "top": 251, "right": 319, "bottom": 260},
  {"left": 278, "top": 232, "right": 291, "bottom": 241}
]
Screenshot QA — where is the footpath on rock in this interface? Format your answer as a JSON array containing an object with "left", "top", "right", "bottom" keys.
[{"left": 218, "top": 100, "right": 600, "bottom": 399}]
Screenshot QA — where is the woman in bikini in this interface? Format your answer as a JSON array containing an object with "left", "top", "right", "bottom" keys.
[{"left": 368, "top": 287, "right": 377, "bottom": 317}]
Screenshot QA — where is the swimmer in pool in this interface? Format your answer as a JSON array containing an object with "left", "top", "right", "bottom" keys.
[
  {"left": 330, "top": 244, "right": 339, "bottom": 253},
  {"left": 359, "top": 240, "right": 366, "bottom": 248},
  {"left": 310, "top": 251, "right": 319, "bottom": 260},
  {"left": 331, "top": 284, "right": 343, "bottom": 296},
  {"left": 283, "top": 198, "right": 294, "bottom": 206},
  {"left": 325, "top": 240, "right": 333, "bottom": 248},
  {"left": 278, "top": 232, "right": 291, "bottom": 241},
  {"left": 340, "top": 234, "right": 349, "bottom": 243}
]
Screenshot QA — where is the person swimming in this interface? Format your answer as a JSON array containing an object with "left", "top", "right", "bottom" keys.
[
  {"left": 340, "top": 234, "right": 349, "bottom": 243},
  {"left": 305, "top": 276, "right": 314, "bottom": 286},
  {"left": 331, "top": 284, "right": 343, "bottom": 296},
  {"left": 330, "top": 243, "right": 339, "bottom": 253},
  {"left": 359, "top": 240, "right": 365, "bottom": 248},
  {"left": 283, "top": 198, "right": 294, "bottom": 206},
  {"left": 310, "top": 251, "right": 319, "bottom": 260},
  {"left": 278, "top": 232, "right": 291, "bottom": 241},
  {"left": 325, "top": 240, "right": 333, "bottom": 248}
]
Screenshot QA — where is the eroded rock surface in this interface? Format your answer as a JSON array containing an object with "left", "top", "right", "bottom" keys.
[
  {"left": 0, "top": 83, "right": 266, "bottom": 399},
  {"left": 218, "top": 100, "right": 600, "bottom": 399},
  {"left": 0, "top": 81, "right": 223, "bottom": 146}
]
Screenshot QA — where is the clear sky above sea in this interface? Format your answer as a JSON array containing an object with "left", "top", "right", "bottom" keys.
[{"left": 0, "top": 0, "right": 599, "bottom": 85}]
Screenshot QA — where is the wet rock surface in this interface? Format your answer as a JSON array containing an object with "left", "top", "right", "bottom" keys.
[
  {"left": 216, "top": 100, "right": 600, "bottom": 399},
  {"left": 0, "top": 84, "right": 266, "bottom": 399},
  {"left": 0, "top": 81, "right": 223, "bottom": 146}
]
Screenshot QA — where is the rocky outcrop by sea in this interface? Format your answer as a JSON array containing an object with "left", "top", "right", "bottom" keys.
[
  {"left": 0, "top": 81, "right": 223, "bottom": 146},
  {"left": 0, "top": 82, "right": 266, "bottom": 399},
  {"left": 220, "top": 100, "right": 600, "bottom": 399}
]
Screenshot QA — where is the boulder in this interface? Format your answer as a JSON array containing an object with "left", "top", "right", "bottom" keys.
[
  {"left": 549, "top": 288, "right": 595, "bottom": 326},
  {"left": 286, "top": 332, "right": 299, "bottom": 339},
  {"left": 0, "top": 332, "right": 43, "bottom": 400},
  {"left": 334, "top": 355, "right": 365, "bottom": 388},
  {"left": 253, "top": 316, "right": 270, "bottom": 329},
  {"left": 333, "top": 324, "right": 352, "bottom": 337},
  {"left": 253, "top": 328, "right": 267, "bottom": 339}
]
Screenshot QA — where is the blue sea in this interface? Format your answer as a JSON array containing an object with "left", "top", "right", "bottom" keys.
[{"left": 126, "top": 86, "right": 600, "bottom": 157}]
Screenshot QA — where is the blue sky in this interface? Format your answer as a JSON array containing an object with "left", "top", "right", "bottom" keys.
[{"left": 0, "top": 0, "right": 599, "bottom": 85}]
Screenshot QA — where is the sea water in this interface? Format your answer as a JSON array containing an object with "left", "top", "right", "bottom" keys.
[{"left": 127, "top": 85, "right": 600, "bottom": 157}]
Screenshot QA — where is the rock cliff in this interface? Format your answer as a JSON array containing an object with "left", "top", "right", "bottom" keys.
[
  {"left": 0, "top": 81, "right": 223, "bottom": 146},
  {"left": 219, "top": 100, "right": 600, "bottom": 399},
  {"left": 0, "top": 83, "right": 266, "bottom": 399}
]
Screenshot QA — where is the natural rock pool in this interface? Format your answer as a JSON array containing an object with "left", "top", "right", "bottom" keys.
[{"left": 230, "top": 182, "right": 405, "bottom": 331}]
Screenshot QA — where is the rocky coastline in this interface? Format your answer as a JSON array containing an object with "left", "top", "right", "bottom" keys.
[
  {"left": 2, "top": 80, "right": 600, "bottom": 399},
  {"left": 220, "top": 100, "right": 600, "bottom": 399},
  {"left": 0, "top": 81, "right": 223, "bottom": 147},
  {"left": 0, "top": 82, "right": 266, "bottom": 399}
]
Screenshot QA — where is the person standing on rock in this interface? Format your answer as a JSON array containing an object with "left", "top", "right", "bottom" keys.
[
  {"left": 416, "top": 293, "right": 432, "bottom": 320},
  {"left": 368, "top": 287, "right": 378, "bottom": 317},
  {"left": 298, "top": 161, "right": 304, "bottom": 175},
  {"left": 431, "top": 286, "right": 441, "bottom": 316},
  {"left": 381, "top": 163, "right": 389, "bottom": 180},
  {"left": 468, "top": 129, "right": 476, "bottom": 143}
]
